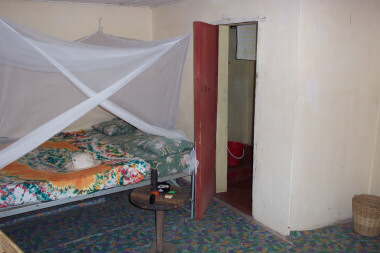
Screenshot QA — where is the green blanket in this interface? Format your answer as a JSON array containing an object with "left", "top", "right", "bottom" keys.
[{"left": 87, "top": 129, "right": 194, "bottom": 177}]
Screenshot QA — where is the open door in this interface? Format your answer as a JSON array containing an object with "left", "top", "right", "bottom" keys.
[{"left": 194, "top": 21, "right": 218, "bottom": 219}]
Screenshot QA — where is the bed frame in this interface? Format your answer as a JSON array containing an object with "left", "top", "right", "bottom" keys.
[{"left": 0, "top": 172, "right": 195, "bottom": 219}]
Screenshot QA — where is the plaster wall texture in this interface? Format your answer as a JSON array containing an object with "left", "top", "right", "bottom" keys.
[
  {"left": 215, "top": 26, "right": 229, "bottom": 193},
  {"left": 371, "top": 127, "right": 380, "bottom": 195},
  {"left": 0, "top": 0, "right": 152, "bottom": 40},
  {"left": 290, "top": 0, "right": 380, "bottom": 230}
]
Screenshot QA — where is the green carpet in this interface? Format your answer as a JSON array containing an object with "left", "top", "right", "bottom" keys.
[{"left": 0, "top": 185, "right": 379, "bottom": 252}]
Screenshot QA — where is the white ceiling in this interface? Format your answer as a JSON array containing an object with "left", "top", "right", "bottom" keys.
[{"left": 30, "top": 0, "right": 186, "bottom": 7}]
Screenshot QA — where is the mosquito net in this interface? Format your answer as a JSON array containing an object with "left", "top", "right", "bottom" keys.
[{"left": 0, "top": 16, "right": 191, "bottom": 169}]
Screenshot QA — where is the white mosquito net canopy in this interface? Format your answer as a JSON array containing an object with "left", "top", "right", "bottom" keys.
[{"left": 0, "top": 16, "right": 191, "bottom": 169}]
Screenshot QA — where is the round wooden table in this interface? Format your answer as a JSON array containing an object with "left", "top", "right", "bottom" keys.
[{"left": 130, "top": 185, "right": 189, "bottom": 253}]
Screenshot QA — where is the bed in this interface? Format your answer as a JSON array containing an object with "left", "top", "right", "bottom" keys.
[{"left": 0, "top": 118, "right": 196, "bottom": 219}]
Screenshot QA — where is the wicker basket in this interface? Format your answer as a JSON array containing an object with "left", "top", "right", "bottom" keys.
[{"left": 352, "top": 194, "right": 380, "bottom": 237}]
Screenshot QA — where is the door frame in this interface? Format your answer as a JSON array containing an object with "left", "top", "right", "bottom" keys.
[
  {"left": 195, "top": 17, "right": 263, "bottom": 217},
  {"left": 215, "top": 25, "right": 229, "bottom": 193},
  {"left": 216, "top": 22, "right": 259, "bottom": 194}
]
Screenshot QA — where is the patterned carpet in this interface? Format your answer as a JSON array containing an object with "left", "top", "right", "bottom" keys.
[{"left": 0, "top": 184, "right": 379, "bottom": 252}]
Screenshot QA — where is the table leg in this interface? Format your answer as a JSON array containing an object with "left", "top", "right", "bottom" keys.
[
  {"left": 147, "top": 210, "right": 177, "bottom": 253},
  {"left": 156, "top": 210, "right": 164, "bottom": 253}
]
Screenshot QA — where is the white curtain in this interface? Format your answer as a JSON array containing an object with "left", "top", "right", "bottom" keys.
[{"left": 0, "top": 16, "right": 191, "bottom": 169}]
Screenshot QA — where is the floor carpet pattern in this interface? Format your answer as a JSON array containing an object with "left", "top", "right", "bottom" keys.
[{"left": 0, "top": 187, "right": 379, "bottom": 252}]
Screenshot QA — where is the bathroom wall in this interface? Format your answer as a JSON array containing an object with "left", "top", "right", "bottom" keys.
[{"left": 228, "top": 26, "right": 256, "bottom": 145}]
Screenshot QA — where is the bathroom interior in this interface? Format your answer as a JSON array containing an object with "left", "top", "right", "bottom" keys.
[{"left": 215, "top": 23, "right": 257, "bottom": 216}]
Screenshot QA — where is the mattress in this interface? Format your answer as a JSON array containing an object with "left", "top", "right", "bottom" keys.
[
  {"left": 0, "top": 131, "right": 146, "bottom": 209},
  {"left": 0, "top": 128, "right": 194, "bottom": 209}
]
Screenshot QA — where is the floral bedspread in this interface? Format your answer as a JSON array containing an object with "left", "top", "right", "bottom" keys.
[{"left": 0, "top": 131, "right": 146, "bottom": 209}]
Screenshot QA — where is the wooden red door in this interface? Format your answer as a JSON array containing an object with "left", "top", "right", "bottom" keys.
[{"left": 194, "top": 21, "right": 218, "bottom": 220}]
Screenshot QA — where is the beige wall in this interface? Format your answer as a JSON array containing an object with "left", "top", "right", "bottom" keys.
[
  {"left": 153, "top": 0, "right": 302, "bottom": 235},
  {"left": 0, "top": 0, "right": 152, "bottom": 131},
  {"left": 0, "top": 0, "right": 152, "bottom": 40},
  {"left": 371, "top": 120, "right": 380, "bottom": 195},
  {"left": 228, "top": 27, "right": 255, "bottom": 145},
  {"left": 215, "top": 26, "right": 229, "bottom": 193},
  {"left": 289, "top": 0, "right": 380, "bottom": 230}
]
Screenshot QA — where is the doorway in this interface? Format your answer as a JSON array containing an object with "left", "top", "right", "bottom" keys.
[{"left": 215, "top": 23, "right": 258, "bottom": 216}]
